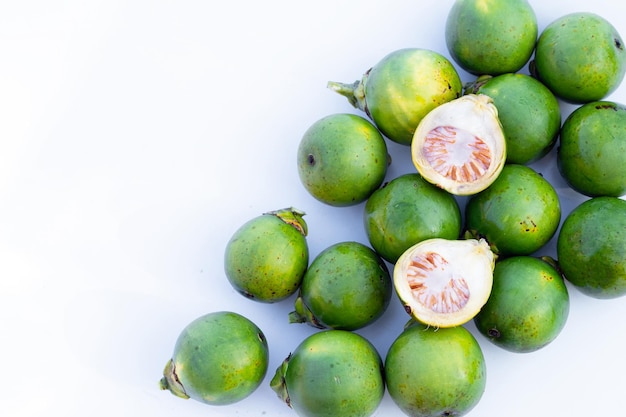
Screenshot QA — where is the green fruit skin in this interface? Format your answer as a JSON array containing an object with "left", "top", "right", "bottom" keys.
[
  {"left": 276, "top": 330, "right": 385, "bottom": 417},
  {"left": 465, "top": 164, "right": 561, "bottom": 257},
  {"left": 160, "top": 311, "right": 269, "bottom": 405},
  {"left": 296, "top": 241, "right": 392, "bottom": 330},
  {"left": 365, "top": 48, "right": 462, "bottom": 145},
  {"left": 385, "top": 322, "right": 486, "bottom": 417},
  {"left": 363, "top": 173, "right": 462, "bottom": 264},
  {"left": 467, "top": 73, "right": 561, "bottom": 165},
  {"left": 224, "top": 212, "right": 309, "bottom": 303},
  {"left": 558, "top": 101, "right": 626, "bottom": 197},
  {"left": 474, "top": 256, "right": 570, "bottom": 353},
  {"left": 297, "top": 113, "right": 388, "bottom": 207},
  {"left": 533, "top": 12, "right": 626, "bottom": 104},
  {"left": 445, "top": 0, "right": 538, "bottom": 75},
  {"left": 557, "top": 197, "right": 626, "bottom": 299}
]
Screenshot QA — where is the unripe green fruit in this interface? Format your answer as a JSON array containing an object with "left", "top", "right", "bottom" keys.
[
  {"left": 160, "top": 311, "right": 269, "bottom": 405},
  {"left": 271, "top": 330, "right": 385, "bottom": 417},
  {"left": 224, "top": 207, "right": 309, "bottom": 303},
  {"left": 297, "top": 113, "right": 388, "bottom": 206},
  {"left": 532, "top": 12, "right": 626, "bottom": 103}
]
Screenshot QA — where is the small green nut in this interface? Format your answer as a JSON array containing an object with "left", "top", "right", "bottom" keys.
[
  {"left": 474, "top": 256, "right": 570, "bottom": 353},
  {"left": 557, "top": 196, "right": 626, "bottom": 299},
  {"left": 289, "top": 241, "right": 392, "bottom": 331},
  {"left": 385, "top": 321, "right": 487, "bottom": 417},
  {"left": 224, "top": 207, "right": 309, "bottom": 303},
  {"left": 532, "top": 12, "right": 626, "bottom": 103},
  {"left": 297, "top": 113, "right": 389, "bottom": 207},
  {"left": 464, "top": 164, "right": 561, "bottom": 257},
  {"left": 159, "top": 311, "right": 269, "bottom": 406},
  {"left": 445, "top": 0, "right": 538, "bottom": 75},
  {"left": 558, "top": 101, "right": 626, "bottom": 198},
  {"left": 363, "top": 173, "right": 462, "bottom": 264},
  {"left": 271, "top": 330, "right": 385, "bottom": 417},
  {"left": 328, "top": 48, "right": 462, "bottom": 146}
]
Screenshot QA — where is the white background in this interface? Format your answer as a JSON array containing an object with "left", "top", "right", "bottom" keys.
[{"left": 1, "top": 1, "right": 625, "bottom": 416}]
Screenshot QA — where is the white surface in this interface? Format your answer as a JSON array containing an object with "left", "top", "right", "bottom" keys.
[{"left": 1, "top": 1, "right": 625, "bottom": 416}]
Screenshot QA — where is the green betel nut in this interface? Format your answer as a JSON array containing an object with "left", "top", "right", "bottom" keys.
[
  {"left": 445, "top": 0, "right": 538, "bottom": 75},
  {"left": 289, "top": 241, "right": 392, "bottom": 331},
  {"left": 464, "top": 164, "right": 561, "bottom": 257},
  {"left": 328, "top": 48, "right": 462, "bottom": 146},
  {"left": 297, "top": 114, "right": 389, "bottom": 207},
  {"left": 271, "top": 330, "right": 385, "bottom": 417},
  {"left": 532, "top": 12, "right": 626, "bottom": 103},
  {"left": 557, "top": 197, "right": 626, "bottom": 299},
  {"left": 160, "top": 311, "right": 269, "bottom": 406},
  {"left": 224, "top": 207, "right": 309, "bottom": 303},
  {"left": 364, "top": 173, "right": 462, "bottom": 264},
  {"left": 558, "top": 101, "right": 626, "bottom": 198},
  {"left": 474, "top": 256, "right": 570, "bottom": 353},
  {"left": 385, "top": 321, "right": 487, "bottom": 417}
]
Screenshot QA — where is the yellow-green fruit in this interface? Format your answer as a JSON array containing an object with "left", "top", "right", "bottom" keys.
[
  {"left": 445, "top": 0, "right": 538, "bottom": 75},
  {"left": 532, "top": 12, "right": 626, "bottom": 103},
  {"left": 558, "top": 101, "right": 626, "bottom": 197},
  {"left": 557, "top": 197, "right": 626, "bottom": 299},
  {"left": 474, "top": 256, "right": 570, "bottom": 353},
  {"left": 328, "top": 48, "right": 462, "bottom": 145},
  {"left": 363, "top": 173, "right": 462, "bottom": 264},
  {"left": 297, "top": 113, "right": 388, "bottom": 206},
  {"left": 290, "top": 241, "right": 392, "bottom": 331},
  {"left": 385, "top": 321, "right": 486, "bottom": 417},
  {"left": 465, "top": 164, "right": 561, "bottom": 257},
  {"left": 224, "top": 207, "right": 309, "bottom": 303},
  {"left": 271, "top": 330, "right": 385, "bottom": 417},
  {"left": 160, "top": 311, "right": 269, "bottom": 405}
]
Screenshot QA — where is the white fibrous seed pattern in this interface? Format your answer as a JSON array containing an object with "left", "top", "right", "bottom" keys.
[
  {"left": 406, "top": 251, "right": 470, "bottom": 313},
  {"left": 423, "top": 126, "right": 492, "bottom": 183}
]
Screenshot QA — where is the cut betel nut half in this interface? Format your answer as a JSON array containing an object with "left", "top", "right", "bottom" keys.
[
  {"left": 393, "top": 238, "right": 495, "bottom": 328},
  {"left": 411, "top": 94, "right": 506, "bottom": 196}
]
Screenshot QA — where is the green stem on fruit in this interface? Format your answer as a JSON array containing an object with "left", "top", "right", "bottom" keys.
[
  {"left": 288, "top": 310, "right": 307, "bottom": 324},
  {"left": 159, "top": 359, "right": 190, "bottom": 399},
  {"left": 289, "top": 297, "right": 326, "bottom": 329},
  {"left": 269, "top": 357, "right": 291, "bottom": 407},
  {"left": 265, "top": 207, "right": 308, "bottom": 236},
  {"left": 463, "top": 74, "right": 493, "bottom": 95},
  {"left": 327, "top": 76, "right": 368, "bottom": 113}
]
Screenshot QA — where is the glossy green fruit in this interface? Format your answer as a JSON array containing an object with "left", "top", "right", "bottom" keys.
[
  {"left": 159, "top": 311, "right": 269, "bottom": 406},
  {"left": 297, "top": 113, "right": 388, "bottom": 207},
  {"left": 474, "top": 256, "right": 570, "bottom": 353},
  {"left": 224, "top": 207, "right": 309, "bottom": 303},
  {"left": 445, "top": 0, "right": 538, "bottom": 75},
  {"left": 271, "top": 330, "right": 385, "bottom": 417},
  {"left": 465, "top": 164, "right": 561, "bottom": 257},
  {"left": 532, "top": 12, "right": 626, "bottom": 103},
  {"left": 465, "top": 73, "right": 561, "bottom": 165},
  {"left": 385, "top": 321, "right": 486, "bottom": 417},
  {"left": 557, "top": 196, "right": 626, "bottom": 299},
  {"left": 363, "top": 173, "right": 462, "bottom": 264},
  {"left": 328, "top": 48, "right": 462, "bottom": 145},
  {"left": 558, "top": 101, "right": 626, "bottom": 197},
  {"left": 289, "top": 241, "right": 392, "bottom": 330}
]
